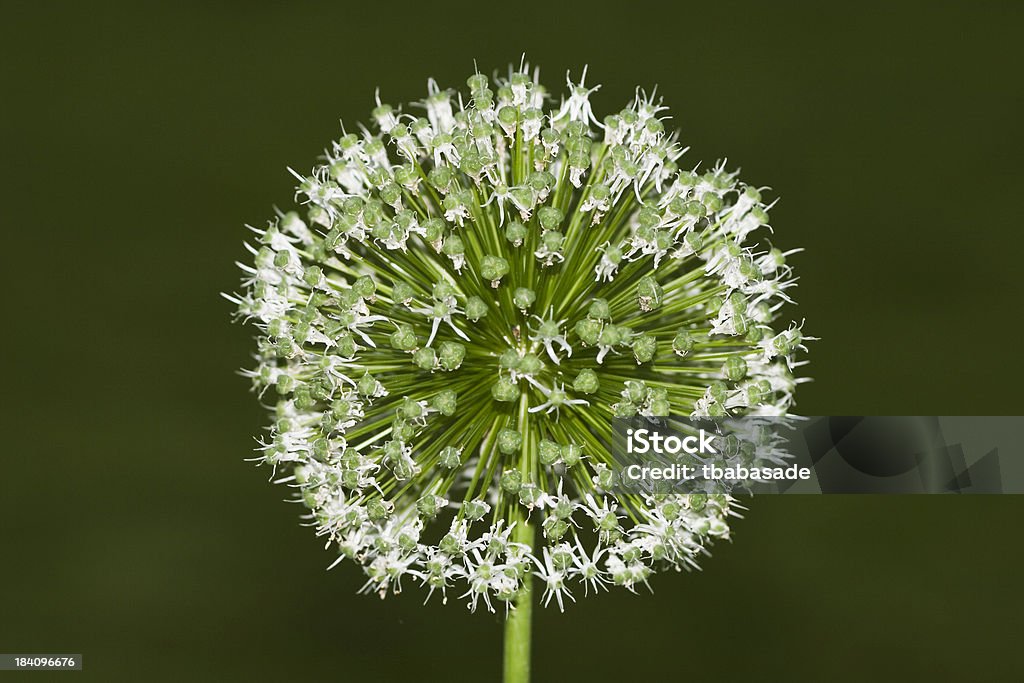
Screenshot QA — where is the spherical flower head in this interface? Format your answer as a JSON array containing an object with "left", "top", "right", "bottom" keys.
[{"left": 229, "top": 62, "right": 811, "bottom": 613}]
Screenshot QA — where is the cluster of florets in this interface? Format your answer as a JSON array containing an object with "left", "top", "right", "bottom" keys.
[{"left": 229, "top": 64, "right": 809, "bottom": 612}]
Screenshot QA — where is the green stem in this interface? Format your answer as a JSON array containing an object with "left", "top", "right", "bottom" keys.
[
  {"left": 504, "top": 393, "right": 535, "bottom": 683},
  {"left": 503, "top": 508, "right": 534, "bottom": 683}
]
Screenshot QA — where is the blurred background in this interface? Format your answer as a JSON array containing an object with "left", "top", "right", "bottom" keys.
[{"left": 2, "top": 1, "right": 1022, "bottom": 680}]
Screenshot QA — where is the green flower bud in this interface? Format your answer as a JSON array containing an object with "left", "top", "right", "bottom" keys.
[
  {"left": 357, "top": 372, "right": 378, "bottom": 396},
  {"left": 275, "top": 374, "right": 294, "bottom": 395},
  {"left": 684, "top": 229, "right": 704, "bottom": 253},
  {"left": 703, "top": 192, "right": 723, "bottom": 213},
  {"left": 311, "top": 437, "right": 330, "bottom": 461},
  {"left": 543, "top": 517, "right": 569, "bottom": 541},
  {"left": 551, "top": 545, "right": 574, "bottom": 571},
  {"left": 539, "top": 439, "right": 561, "bottom": 466},
  {"left": 596, "top": 467, "right": 617, "bottom": 489},
  {"left": 574, "top": 318, "right": 601, "bottom": 345},
  {"left": 501, "top": 469, "right": 523, "bottom": 494},
  {"left": 498, "top": 105, "right": 518, "bottom": 126},
  {"left": 463, "top": 499, "right": 489, "bottom": 521},
  {"left": 723, "top": 355, "right": 748, "bottom": 381},
  {"left": 492, "top": 377, "right": 520, "bottom": 402},
  {"left": 303, "top": 265, "right": 323, "bottom": 287},
  {"left": 638, "top": 206, "right": 662, "bottom": 229},
  {"left": 294, "top": 385, "right": 315, "bottom": 409},
  {"left": 480, "top": 255, "right": 510, "bottom": 284},
  {"left": 541, "top": 230, "right": 564, "bottom": 252},
  {"left": 561, "top": 443, "right": 582, "bottom": 468},
  {"left": 428, "top": 166, "right": 453, "bottom": 192},
  {"left": 417, "top": 494, "right": 445, "bottom": 518},
  {"left": 513, "top": 287, "right": 536, "bottom": 310},
  {"left": 519, "top": 484, "right": 542, "bottom": 508},
  {"left": 708, "top": 381, "right": 729, "bottom": 404},
  {"left": 625, "top": 380, "right": 647, "bottom": 404},
  {"left": 519, "top": 353, "right": 543, "bottom": 376},
  {"left": 573, "top": 368, "right": 599, "bottom": 394},
  {"left": 385, "top": 439, "right": 407, "bottom": 463},
  {"left": 732, "top": 312, "right": 749, "bottom": 336},
  {"left": 459, "top": 150, "right": 484, "bottom": 177},
  {"left": 505, "top": 221, "right": 527, "bottom": 246},
  {"left": 275, "top": 336, "right": 295, "bottom": 358},
  {"left": 413, "top": 347, "right": 437, "bottom": 370},
  {"left": 632, "top": 334, "right": 657, "bottom": 363},
  {"left": 334, "top": 332, "right": 356, "bottom": 358},
  {"left": 367, "top": 499, "right": 392, "bottom": 522},
  {"left": 432, "top": 389, "right": 457, "bottom": 416},
  {"left": 353, "top": 275, "right": 376, "bottom": 299},
  {"left": 464, "top": 296, "right": 488, "bottom": 321},
  {"left": 649, "top": 398, "right": 671, "bottom": 416},
  {"left": 442, "top": 234, "right": 465, "bottom": 256},
  {"left": 499, "top": 349, "right": 521, "bottom": 369},
  {"left": 614, "top": 401, "right": 638, "bottom": 417},
  {"left": 432, "top": 281, "right": 456, "bottom": 301},
  {"left": 672, "top": 329, "right": 694, "bottom": 355},
  {"left": 738, "top": 257, "right": 761, "bottom": 282},
  {"left": 588, "top": 298, "right": 611, "bottom": 320},
  {"left": 438, "top": 341, "right": 466, "bottom": 370},
  {"left": 530, "top": 170, "right": 556, "bottom": 193},
  {"left": 553, "top": 496, "right": 573, "bottom": 520},
  {"left": 637, "top": 276, "right": 663, "bottom": 312},
  {"left": 267, "top": 318, "right": 286, "bottom": 337},
  {"left": 291, "top": 322, "right": 310, "bottom": 345},
  {"left": 342, "top": 468, "right": 362, "bottom": 489},
  {"left": 391, "top": 282, "right": 415, "bottom": 305},
  {"left": 439, "top": 532, "right": 462, "bottom": 556},
  {"left": 497, "top": 428, "right": 523, "bottom": 455},
  {"left": 392, "top": 417, "right": 415, "bottom": 441},
  {"left": 439, "top": 446, "right": 461, "bottom": 469},
  {"left": 330, "top": 400, "right": 352, "bottom": 421},
  {"left": 400, "top": 397, "right": 424, "bottom": 419},
  {"left": 422, "top": 217, "right": 445, "bottom": 246},
  {"left": 599, "top": 324, "right": 627, "bottom": 348},
  {"left": 337, "top": 288, "right": 360, "bottom": 310},
  {"left": 769, "top": 331, "right": 791, "bottom": 355},
  {"left": 390, "top": 324, "right": 418, "bottom": 351}
]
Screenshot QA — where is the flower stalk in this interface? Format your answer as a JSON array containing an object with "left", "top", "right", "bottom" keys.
[{"left": 504, "top": 504, "right": 534, "bottom": 683}]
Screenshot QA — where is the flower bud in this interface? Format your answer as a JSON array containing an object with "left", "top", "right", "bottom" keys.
[
  {"left": 438, "top": 341, "right": 465, "bottom": 370},
  {"left": 465, "top": 296, "right": 488, "bottom": 321},
  {"left": 513, "top": 287, "right": 536, "bottom": 310},
  {"left": 498, "top": 429, "right": 523, "bottom": 455},
  {"left": 573, "top": 369, "right": 599, "bottom": 394}
]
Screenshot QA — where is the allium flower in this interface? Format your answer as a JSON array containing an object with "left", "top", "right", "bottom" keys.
[{"left": 228, "top": 64, "right": 809, "bottom": 621}]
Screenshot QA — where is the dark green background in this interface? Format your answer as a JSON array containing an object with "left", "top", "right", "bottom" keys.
[{"left": 3, "top": 2, "right": 1022, "bottom": 681}]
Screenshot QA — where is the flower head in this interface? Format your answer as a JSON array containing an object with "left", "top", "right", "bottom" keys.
[{"left": 229, "top": 63, "right": 809, "bottom": 612}]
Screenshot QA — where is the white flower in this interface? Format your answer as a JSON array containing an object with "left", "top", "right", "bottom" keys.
[
  {"left": 533, "top": 546, "right": 575, "bottom": 612},
  {"left": 231, "top": 63, "right": 809, "bottom": 614}
]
